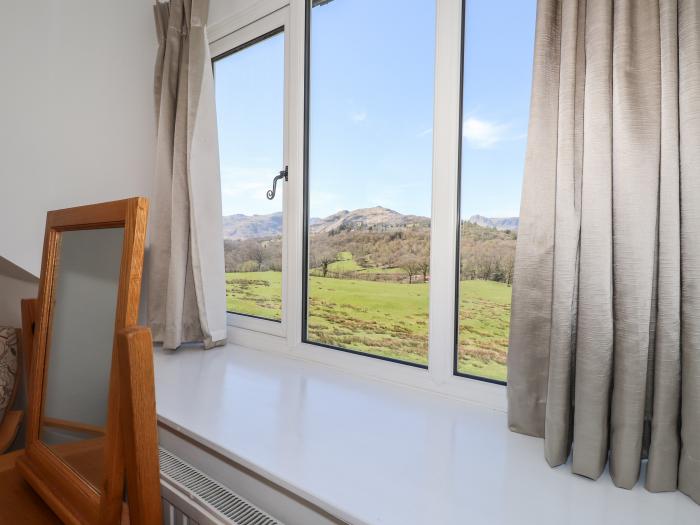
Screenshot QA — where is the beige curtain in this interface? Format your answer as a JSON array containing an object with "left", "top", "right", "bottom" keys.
[
  {"left": 508, "top": 0, "right": 699, "bottom": 503},
  {"left": 148, "top": 0, "right": 227, "bottom": 349}
]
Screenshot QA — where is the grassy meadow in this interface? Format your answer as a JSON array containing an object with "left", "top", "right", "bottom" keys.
[{"left": 225, "top": 270, "right": 510, "bottom": 382}]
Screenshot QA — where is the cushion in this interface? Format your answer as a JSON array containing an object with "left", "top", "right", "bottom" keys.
[{"left": 0, "top": 328, "right": 18, "bottom": 426}]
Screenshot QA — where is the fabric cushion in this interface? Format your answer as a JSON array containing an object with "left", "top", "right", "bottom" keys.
[{"left": 0, "top": 328, "right": 18, "bottom": 426}]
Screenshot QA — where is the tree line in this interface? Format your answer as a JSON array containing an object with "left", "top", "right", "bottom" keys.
[{"left": 224, "top": 220, "right": 516, "bottom": 285}]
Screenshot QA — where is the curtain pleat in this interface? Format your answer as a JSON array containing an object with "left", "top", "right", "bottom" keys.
[
  {"left": 543, "top": 0, "right": 585, "bottom": 468},
  {"left": 509, "top": 0, "right": 700, "bottom": 504},
  {"left": 678, "top": 0, "right": 700, "bottom": 504},
  {"left": 507, "top": 0, "right": 561, "bottom": 439},
  {"left": 572, "top": 0, "right": 614, "bottom": 481},
  {"left": 647, "top": 0, "right": 681, "bottom": 494},
  {"left": 148, "top": 0, "right": 227, "bottom": 350},
  {"left": 608, "top": 0, "right": 661, "bottom": 490}
]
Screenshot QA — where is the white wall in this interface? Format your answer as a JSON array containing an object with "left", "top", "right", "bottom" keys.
[{"left": 0, "top": 1, "right": 157, "bottom": 277}]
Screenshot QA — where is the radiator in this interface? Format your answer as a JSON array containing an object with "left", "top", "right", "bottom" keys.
[{"left": 159, "top": 447, "right": 283, "bottom": 525}]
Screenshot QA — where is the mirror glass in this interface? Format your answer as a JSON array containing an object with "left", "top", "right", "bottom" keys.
[{"left": 40, "top": 227, "right": 124, "bottom": 489}]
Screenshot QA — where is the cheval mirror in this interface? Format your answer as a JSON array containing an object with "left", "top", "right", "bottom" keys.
[{"left": 16, "top": 198, "right": 149, "bottom": 524}]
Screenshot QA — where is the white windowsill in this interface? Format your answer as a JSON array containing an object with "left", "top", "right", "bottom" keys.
[{"left": 153, "top": 343, "right": 699, "bottom": 525}]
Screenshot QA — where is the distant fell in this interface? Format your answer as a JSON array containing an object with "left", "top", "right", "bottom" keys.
[
  {"left": 222, "top": 212, "right": 283, "bottom": 240},
  {"left": 467, "top": 215, "right": 519, "bottom": 232},
  {"left": 222, "top": 207, "right": 518, "bottom": 240},
  {"left": 309, "top": 206, "right": 430, "bottom": 234}
]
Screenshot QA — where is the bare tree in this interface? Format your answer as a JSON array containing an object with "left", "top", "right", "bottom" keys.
[
  {"left": 309, "top": 244, "right": 338, "bottom": 277},
  {"left": 400, "top": 258, "right": 421, "bottom": 284},
  {"left": 248, "top": 243, "right": 266, "bottom": 271},
  {"left": 502, "top": 252, "right": 515, "bottom": 286},
  {"left": 319, "top": 253, "right": 337, "bottom": 277},
  {"left": 417, "top": 259, "right": 430, "bottom": 282}
]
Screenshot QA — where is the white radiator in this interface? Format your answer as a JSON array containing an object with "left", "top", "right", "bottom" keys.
[{"left": 159, "top": 447, "right": 283, "bottom": 525}]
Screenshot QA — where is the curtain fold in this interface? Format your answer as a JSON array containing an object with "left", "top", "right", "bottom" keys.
[
  {"left": 148, "top": 0, "right": 227, "bottom": 350},
  {"left": 508, "top": 0, "right": 699, "bottom": 504},
  {"left": 678, "top": 0, "right": 700, "bottom": 502}
]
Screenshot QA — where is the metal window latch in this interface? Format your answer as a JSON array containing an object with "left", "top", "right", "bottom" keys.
[{"left": 266, "top": 166, "right": 288, "bottom": 200}]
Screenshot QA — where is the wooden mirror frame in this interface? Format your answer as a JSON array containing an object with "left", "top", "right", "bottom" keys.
[{"left": 17, "top": 198, "right": 149, "bottom": 525}]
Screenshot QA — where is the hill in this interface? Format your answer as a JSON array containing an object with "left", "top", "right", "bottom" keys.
[
  {"left": 223, "top": 208, "right": 518, "bottom": 241},
  {"left": 309, "top": 206, "right": 430, "bottom": 234},
  {"left": 222, "top": 206, "right": 431, "bottom": 240},
  {"left": 467, "top": 215, "right": 519, "bottom": 231},
  {"left": 222, "top": 212, "right": 282, "bottom": 240}
]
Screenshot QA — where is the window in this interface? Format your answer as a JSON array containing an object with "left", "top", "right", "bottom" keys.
[
  {"left": 455, "top": 0, "right": 536, "bottom": 382},
  {"left": 303, "top": 0, "right": 436, "bottom": 366},
  {"left": 209, "top": 0, "right": 535, "bottom": 405},
  {"left": 213, "top": 12, "right": 289, "bottom": 331}
]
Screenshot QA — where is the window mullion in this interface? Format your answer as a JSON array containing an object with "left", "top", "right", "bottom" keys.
[
  {"left": 428, "top": 0, "right": 464, "bottom": 383},
  {"left": 286, "top": 0, "right": 307, "bottom": 350}
]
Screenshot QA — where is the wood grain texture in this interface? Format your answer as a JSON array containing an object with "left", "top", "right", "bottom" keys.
[
  {"left": 100, "top": 197, "right": 149, "bottom": 525},
  {"left": 19, "top": 197, "right": 149, "bottom": 525},
  {"left": 0, "top": 450, "right": 62, "bottom": 524},
  {"left": 45, "top": 437, "right": 107, "bottom": 490},
  {"left": 118, "top": 326, "right": 162, "bottom": 525}
]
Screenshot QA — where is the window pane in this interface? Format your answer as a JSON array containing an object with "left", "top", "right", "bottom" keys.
[
  {"left": 456, "top": 1, "right": 536, "bottom": 381},
  {"left": 305, "top": 0, "right": 435, "bottom": 366},
  {"left": 214, "top": 31, "right": 285, "bottom": 322}
]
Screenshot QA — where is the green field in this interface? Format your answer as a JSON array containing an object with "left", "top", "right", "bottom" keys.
[
  {"left": 226, "top": 271, "right": 509, "bottom": 381},
  {"left": 325, "top": 252, "right": 404, "bottom": 274},
  {"left": 226, "top": 271, "right": 283, "bottom": 320}
]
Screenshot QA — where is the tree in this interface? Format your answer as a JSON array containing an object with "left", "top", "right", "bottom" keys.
[
  {"left": 319, "top": 252, "right": 337, "bottom": 277},
  {"left": 251, "top": 245, "right": 266, "bottom": 271},
  {"left": 417, "top": 258, "right": 430, "bottom": 282},
  {"left": 400, "top": 258, "right": 421, "bottom": 284},
  {"left": 309, "top": 244, "right": 338, "bottom": 277},
  {"left": 502, "top": 252, "right": 515, "bottom": 286}
]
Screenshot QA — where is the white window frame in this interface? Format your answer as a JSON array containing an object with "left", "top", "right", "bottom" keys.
[
  {"left": 210, "top": 0, "right": 507, "bottom": 412},
  {"left": 211, "top": 5, "right": 292, "bottom": 339}
]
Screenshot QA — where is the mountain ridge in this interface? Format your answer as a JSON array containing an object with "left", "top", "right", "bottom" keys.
[
  {"left": 467, "top": 215, "right": 519, "bottom": 232},
  {"left": 222, "top": 212, "right": 283, "bottom": 240},
  {"left": 223, "top": 207, "right": 518, "bottom": 240},
  {"left": 310, "top": 206, "right": 430, "bottom": 234}
]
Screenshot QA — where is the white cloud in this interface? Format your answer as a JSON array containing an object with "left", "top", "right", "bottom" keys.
[
  {"left": 462, "top": 117, "right": 512, "bottom": 149},
  {"left": 417, "top": 127, "right": 433, "bottom": 138},
  {"left": 350, "top": 110, "right": 367, "bottom": 122}
]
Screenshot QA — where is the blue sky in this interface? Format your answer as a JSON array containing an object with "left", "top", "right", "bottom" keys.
[
  {"left": 215, "top": 0, "right": 536, "bottom": 220},
  {"left": 214, "top": 31, "right": 285, "bottom": 218}
]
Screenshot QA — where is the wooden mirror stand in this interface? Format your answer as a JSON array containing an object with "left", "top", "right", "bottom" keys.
[
  {"left": 19, "top": 301, "right": 162, "bottom": 525},
  {"left": 15, "top": 198, "right": 160, "bottom": 525}
]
